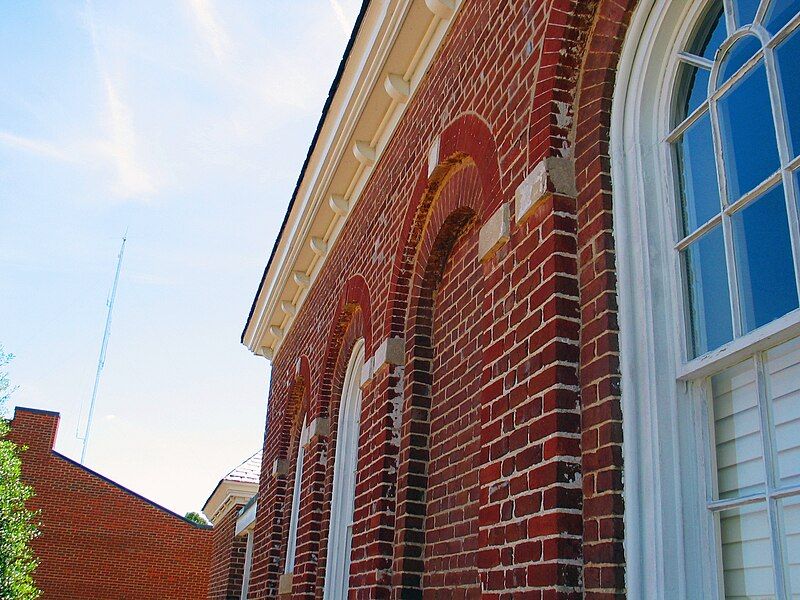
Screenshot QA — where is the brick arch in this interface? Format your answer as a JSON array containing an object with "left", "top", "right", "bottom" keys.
[
  {"left": 276, "top": 358, "right": 312, "bottom": 578},
  {"left": 524, "top": 0, "right": 604, "bottom": 166},
  {"left": 390, "top": 161, "right": 486, "bottom": 598},
  {"left": 317, "top": 274, "right": 373, "bottom": 418},
  {"left": 285, "top": 275, "right": 370, "bottom": 599},
  {"left": 250, "top": 359, "right": 311, "bottom": 600},
  {"left": 383, "top": 112, "right": 501, "bottom": 342},
  {"left": 310, "top": 313, "right": 366, "bottom": 598},
  {"left": 569, "top": 0, "right": 638, "bottom": 597}
]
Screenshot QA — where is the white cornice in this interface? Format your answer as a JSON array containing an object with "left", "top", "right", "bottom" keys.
[
  {"left": 243, "top": 0, "right": 463, "bottom": 358},
  {"left": 202, "top": 480, "right": 259, "bottom": 526}
]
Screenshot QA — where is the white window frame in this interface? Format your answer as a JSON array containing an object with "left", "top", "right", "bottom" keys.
[
  {"left": 240, "top": 530, "right": 254, "bottom": 600},
  {"left": 322, "top": 338, "right": 365, "bottom": 600},
  {"left": 614, "top": 1, "right": 800, "bottom": 598},
  {"left": 285, "top": 417, "right": 310, "bottom": 575}
]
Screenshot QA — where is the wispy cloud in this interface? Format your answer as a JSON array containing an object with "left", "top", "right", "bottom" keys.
[
  {"left": 0, "top": 131, "right": 75, "bottom": 163},
  {"left": 186, "top": 0, "right": 232, "bottom": 63},
  {"left": 85, "top": 0, "right": 156, "bottom": 199},
  {"left": 328, "top": 0, "right": 353, "bottom": 36}
]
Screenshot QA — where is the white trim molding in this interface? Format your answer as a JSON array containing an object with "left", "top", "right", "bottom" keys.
[
  {"left": 613, "top": 1, "right": 731, "bottom": 598},
  {"left": 242, "top": 0, "right": 464, "bottom": 360}
]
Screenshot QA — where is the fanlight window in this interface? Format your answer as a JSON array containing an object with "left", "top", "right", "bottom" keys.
[
  {"left": 668, "top": 1, "right": 800, "bottom": 598},
  {"left": 669, "top": 0, "right": 800, "bottom": 358}
]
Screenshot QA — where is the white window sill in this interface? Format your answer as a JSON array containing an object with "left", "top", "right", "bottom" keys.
[{"left": 677, "top": 309, "right": 800, "bottom": 381}]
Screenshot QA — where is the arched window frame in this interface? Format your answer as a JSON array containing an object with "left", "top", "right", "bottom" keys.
[
  {"left": 614, "top": 1, "right": 800, "bottom": 598},
  {"left": 323, "top": 338, "right": 365, "bottom": 600},
  {"left": 285, "top": 416, "right": 310, "bottom": 575}
]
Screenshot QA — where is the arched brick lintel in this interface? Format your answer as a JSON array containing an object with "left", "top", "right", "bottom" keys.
[
  {"left": 570, "top": 0, "right": 639, "bottom": 597},
  {"left": 315, "top": 273, "right": 373, "bottom": 419},
  {"left": 382, "top": 112, "right": 500, "bottom": 342}
]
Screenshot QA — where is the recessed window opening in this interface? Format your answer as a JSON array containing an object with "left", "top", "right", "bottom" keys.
[
  {"left": 285, "top": 416, "right": 310, "bottom": 574},
  {"left": 323, "top": 338, "right": 365, "bottom": 600},
  {"left": 666, "top": 1, "right": 800, "bottom": 597}
]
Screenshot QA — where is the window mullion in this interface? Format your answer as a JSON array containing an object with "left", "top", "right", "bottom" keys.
[
  {"left": 723, "top": 0, "right": 737, "bottom": 35},
  {"left": 709, "top": 86, "right": 742, "bottom": 336},
  {"left": 755, "top": 353, "right": 789, "bottom": 599},
  {"left": 755, "top": 0, "right": 770, "bottom": 25},
  {"left": 721, "top": 212, "right": 742, "bottom": 337}
]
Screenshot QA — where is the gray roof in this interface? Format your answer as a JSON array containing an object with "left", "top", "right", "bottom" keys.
[{"left": 223, "top": 450, "right": 262, "bottom": 485}]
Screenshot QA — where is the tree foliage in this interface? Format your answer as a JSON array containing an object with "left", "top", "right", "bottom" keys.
[
  {"left": 184, "top": 512, "right": 209, "bottom": 526},
  {"left": 0, "top": 347, "right": 41, "bottom": 600}
]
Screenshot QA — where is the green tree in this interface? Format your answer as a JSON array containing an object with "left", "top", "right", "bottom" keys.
[
  {"left": 184, "top": 512, "right": 209, "bottom": 526},
  {"left": 0, "top": 347, "right": 41, "bottom": 600}
]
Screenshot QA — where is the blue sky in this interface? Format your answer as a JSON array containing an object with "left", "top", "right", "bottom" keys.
[{"left": 0, "top": 0, "right": 360, "bottom": 515}]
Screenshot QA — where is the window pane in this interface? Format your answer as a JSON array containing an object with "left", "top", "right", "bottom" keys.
[
  {"left": 676, "top": 112, "right": 721, "bottom": 234},
  {"left": 775, "top": 27, "right": 800, "bottom": 159},
  {"left": 675, "top": 63, "right": 711, "bottom": 124},
  {"left": 734, "top": 0, "right": 763, "bottom": 27},
  {"left": 783, "top": 496, "right": 800, "bottom": 597},
  {"left": 712, "top": 360, "right": 765, "bottom": 499},
  {"left": 720, "top": 36, "right": 762, "bottom": 82},
  {"left": 732, "top": 185, "right": 799, "bottom": 333},
  {"left": 718, "top": 61, "right": 781, "bottom": 200},
  {"left": 764, "top": 0, "right": 800, "bottom": 34},
  {"left": 766, "top": 337, "right": 800, "bottom": 488},
  {"left": 719, "top": 504, "right": 776, "bottom": 599},
  {"left": 689, "top": 1, "right": 728, "bottom": 60},
  {"left": 683, "top": 225, "right": 734, "bottom": 356}
]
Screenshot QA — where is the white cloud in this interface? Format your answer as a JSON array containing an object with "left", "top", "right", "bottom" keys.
[
  {"left": 85, "top": 0, "right": 156, "bottom": 200},
  {"left": 97, "top": 75, "right": 156, "bottom": 198},
  {"left": 186, "top": 0, "right": 232, "bottom": 63},
  {"left": 328, "top": 0, "right": 353, "bottom": 36},
  {"left": 0, "top": 131, "right": 75, "bottom": 163}
]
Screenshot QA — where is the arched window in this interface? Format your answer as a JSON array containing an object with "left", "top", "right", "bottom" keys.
[
  {"left": 285, "top": 416, "right": 310, "bottom": 575},
  {"left": 614, "top": 0, "right": 800, "bottom": 597},
  {"left": 323, "top": 339, "right": 365, "bottom": 600}
]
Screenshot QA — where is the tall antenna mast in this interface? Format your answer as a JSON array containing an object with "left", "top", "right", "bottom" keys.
[{"left": 80, "top": 232, "right": 127, "bottom": 464}]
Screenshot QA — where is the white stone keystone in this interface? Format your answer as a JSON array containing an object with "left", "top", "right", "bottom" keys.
[
  {"left": 479, "top": 203, "right": 511, "bottom": 262},
  {"left": 272, "top": 458, "right": 288, "bottom": 477},
  {"left": 306, "top": 417, "right": 329, "bottom": 444},
  {"left": 428, "top": 136, "right": 441, "bottom": 176},
  {"left": 515, "top": 157, "right": 577, "bottom": 224}
]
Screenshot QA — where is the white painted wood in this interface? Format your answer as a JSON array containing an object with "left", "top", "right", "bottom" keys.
[
  {"left": 613, "top": 1, "right": 721, "bottom": 597},
  {"left": 353, "top": 140, "right": 376, "bottom": 166},
  {"left": 384, "top": 73, "right": 410, "bottom": 103},
  {"left": 310, "top": 237, "right": 328, "bottom": 256},
  {"left": 240, "top": 531, "right": 254, "bottom": 600},
  {"left": 425, "top": 0, "right": 454, "bottom": 20},
  {"left": 616, "top": 2, "right": 800, "bottom": 597},
  {"left": 329, "top": 195, "right": 350, "bottom": 216}
]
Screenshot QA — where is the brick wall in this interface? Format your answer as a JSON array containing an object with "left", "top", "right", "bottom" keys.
[
  {"left": 209, "top": 503, "right": 249, "bottom": 600},
  {"left": 247, "top": 0, "right": 635, "bottom": 597},
  {"left": 9, "top": 407, "right": 212, "bottom": 600}
]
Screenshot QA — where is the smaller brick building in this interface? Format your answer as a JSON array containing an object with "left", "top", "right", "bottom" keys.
[
  {"left": 203, "top": 451, "right": 261, "bottom": 600},
  {"left": 9, "top": 407, "right": 213, "bottom": 600}
]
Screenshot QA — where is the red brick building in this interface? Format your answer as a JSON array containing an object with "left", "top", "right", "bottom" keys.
[
  {"left": 203, "top": 451, "right": 262, "bottom": 600},
  {"left": 9, "top": 407, "right": 213, "bottom": 600},
  {"left": 240, "top": 0, "right": 800, "bottom": 598}
]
